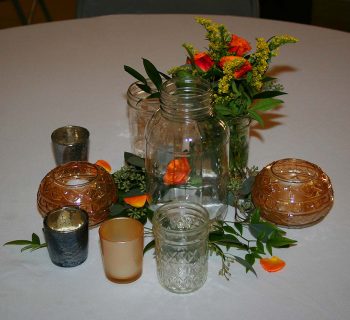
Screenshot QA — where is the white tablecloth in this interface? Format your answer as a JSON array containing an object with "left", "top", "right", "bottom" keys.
[{"left": 1, "top": 14, "right": 350, "bottom": 320}]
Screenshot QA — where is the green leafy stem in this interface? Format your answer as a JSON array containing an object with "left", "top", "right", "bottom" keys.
[
  {"left": 209, "top": 209, "right": 296, "bottom": 279},
  {"left": 124, "top": 58, "right": 170, "bottom": 98},
  {"left": 4, "top": 233, "right": 47, "bottom": 252}
]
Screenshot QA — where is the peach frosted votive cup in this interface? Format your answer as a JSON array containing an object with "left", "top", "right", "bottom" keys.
[{"left": 99, "top": 217, "right": 144, "bottom": 283}]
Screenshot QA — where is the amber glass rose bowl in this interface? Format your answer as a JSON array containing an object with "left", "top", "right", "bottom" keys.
[
  {"left": 37, "top": 161, "right": 117, "bottom": 227},
  {"left": 252, "top": 158, "right": 334, "bottom": 228}
]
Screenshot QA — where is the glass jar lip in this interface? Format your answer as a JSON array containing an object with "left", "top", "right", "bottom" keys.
[
  {"left": 160, "top": 77, "right": 212, "bottom": 101},
  {"left": 270, "top": 158, "right": 318, "bottom": 183},
  {"left": 152, "top": 201, "right": 209, "bottom": 235},
  {"left": 127, "top": 80, "right": 159, "bottom": 107},
  {"left": 53, "top": 161, "right": 98, "bottom": 188}
]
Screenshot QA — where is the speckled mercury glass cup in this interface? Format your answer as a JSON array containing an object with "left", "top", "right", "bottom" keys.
[
  {"left": 51, "top": 125, "right": 89, "bottom": 165},
  {"left": 43, "top": 206, "right": 89, "bottom": 267},
  {"left": 153, "top": 201, "right": 210, "bottom": 294},
  {"left": 99, "top": 217, "right": 144, "bottom": 283}
]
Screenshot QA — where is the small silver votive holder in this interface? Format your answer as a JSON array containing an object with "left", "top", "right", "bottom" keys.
[{"left": 51, "top": 125, "right": 89, "bottom": 165}]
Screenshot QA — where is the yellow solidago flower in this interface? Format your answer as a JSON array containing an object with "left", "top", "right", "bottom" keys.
[
  {"left": 195, "top": 17, "right": 230, "bottom": 60},
  {"left": 218, "top": 57, "right": 246, "bottom": 94},
  {"left": 182, "top": 43, "right": 197, "bottom": 57},
  {"left": 214, "top": 93, "right": 236, "bottom": 105},
  {"left": 268, "top": 35, "right": 299, "bottom": 56},
  {"left": 250, "top": 38, "right": 270, "bottom": 91},
  {"left": 269, "top": 35, "right": 299, "bottom": 51}
]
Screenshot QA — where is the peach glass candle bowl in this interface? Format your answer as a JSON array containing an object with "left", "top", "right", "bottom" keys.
[
  {"left": 251, "top": 158, "right": 334, "bottom": 228},
  {"left": 99, "top": 217, "right": 144, "bottom": 283},
  {"left": 37, "top": 161, "right": 117, "bottom": 227}
]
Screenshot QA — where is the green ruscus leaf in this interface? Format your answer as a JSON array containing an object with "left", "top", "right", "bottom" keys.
[
  {"left": 143, "top": 240, "right": 155, "bottom": 255},
  {"left": 142, "top": 58, "right": 163, "bottom": 92},
  {"left": 3, "top": 233, "right": 47, "bottom": 252},
  {"left": 124, "top": 65, "right": 148, "bottom": 85},
  {"left": 249, "top": 98, "right": 283, "bottom": 112}
]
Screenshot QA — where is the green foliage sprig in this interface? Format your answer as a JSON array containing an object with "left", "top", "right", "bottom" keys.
[
  {"left": 110, "top": 152, "right": 153, "bottom": 224},
  {"left": 209, "top": 209, "right": 296, "bottom": 279},
  {"left": 124, "top": 58, "right": 170, "bottom": 99},
  {"left": 228, "top": 166, "right": 259, "bottom": 220},
  {"left": 4, "top": 233, "right": 46, "bottom": 252}
]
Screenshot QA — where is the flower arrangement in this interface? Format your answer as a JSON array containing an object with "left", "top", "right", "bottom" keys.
[
  {"left": 126, "top": 17, "right": 298, "bottom": 125},
  {"left": 170, "top": 17, "right": 298, "bottom": 124},
  {"left": 125, "top": 17, "right": 298, "bottom": 169}
]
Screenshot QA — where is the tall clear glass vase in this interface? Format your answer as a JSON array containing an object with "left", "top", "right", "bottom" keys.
[
  {"left": 145, "top": 77, "right": 229, "bottom": 221},
  {"left": 226, "top": 116, "right": 251, "bottom": 170}
]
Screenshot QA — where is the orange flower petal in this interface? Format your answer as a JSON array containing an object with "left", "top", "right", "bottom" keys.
[
  {"left": 228, "top": 34, "right": 252, "bottom": 56},
  {"left": 95, "top": 160, "right": 112, "bottom": 173},
  {"left": 193, "top": 52, "right": 214, "bottom": 72},
  {"left": 260, "top": 256, "right": 286, "bottom": 273},
  {"left": 124, "top": 195, "right": 148, "bottom": 208},
  {"left": 163, "top": 157, "right": 191, "bottom": 185}
]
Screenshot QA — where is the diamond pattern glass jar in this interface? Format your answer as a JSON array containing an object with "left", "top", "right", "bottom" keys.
[{"left": 153, "top": 202, "right": 209, "bottom": 294}]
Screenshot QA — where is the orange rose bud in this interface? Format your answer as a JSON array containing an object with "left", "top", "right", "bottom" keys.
[
  {"left": 124, "top": 194, "right": 148, "bottom": 208},
  {"left": 193, "top": 52, "right": 214, "bottom": 72},
  {"left": 218, "top": 56, "right": 252, "bottom": 79},
  {"left": 260, "top": 256, "right": 286, "bottom": 272},
  {"left": 95, "top": 160, "right": 112, "bottom": 173},
  {"left": 163, "top": 157, "right": 191, "bottom": 185},
  {"left": 228, "top": 34, "right": 252, "bottom": 56}
]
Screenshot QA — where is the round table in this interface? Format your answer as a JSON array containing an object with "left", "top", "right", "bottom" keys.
[{"left": 1, "top": 14, "right": 349, "bottom": 320}]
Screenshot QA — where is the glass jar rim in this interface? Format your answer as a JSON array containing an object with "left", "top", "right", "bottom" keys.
[
  {"left": 270, "top": 158, "right": 318, "bottom": 183},
  {"left": 160, "top": 77, "right": 212, "bottom": 102},
  {"left": 127, "top": 80, "right": 159, "bottom": 109},
  {"left": 152, "top": 201, "right": 209, "bottom": 236},
  {"left": 53, "top": 162, "right": 98, "bottom": 188}
]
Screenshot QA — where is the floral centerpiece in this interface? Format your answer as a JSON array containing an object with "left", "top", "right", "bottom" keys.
[
  {"left": 125, "top": 17, "right": 298, "bottom": 169},
  {"left": 4, "top": 18, "right": 298, "bottom": 280},
  {"left": 169, "top": 18, "right": 298, "bottom": 169}
]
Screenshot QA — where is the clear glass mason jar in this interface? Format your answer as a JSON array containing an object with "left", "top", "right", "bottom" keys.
[
  {"left": 127, "top": 80, "right": 160, "bottom": 157},
  {"left": 153, "top": 201, "right": 209, "bottom": 294},
  {"left": 145, "top": 77, "right": 229, "bottom": 221}
]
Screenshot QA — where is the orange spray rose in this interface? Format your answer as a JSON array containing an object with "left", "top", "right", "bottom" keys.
[
  {"left": 228, "top": 35, "right": 252, "bottom": 56},
  {"left": 163, "top": 157, "right": 191, "bottom": 185},
  {"left": 193, "top": 52, "right": 215, "bottom": 72}
]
